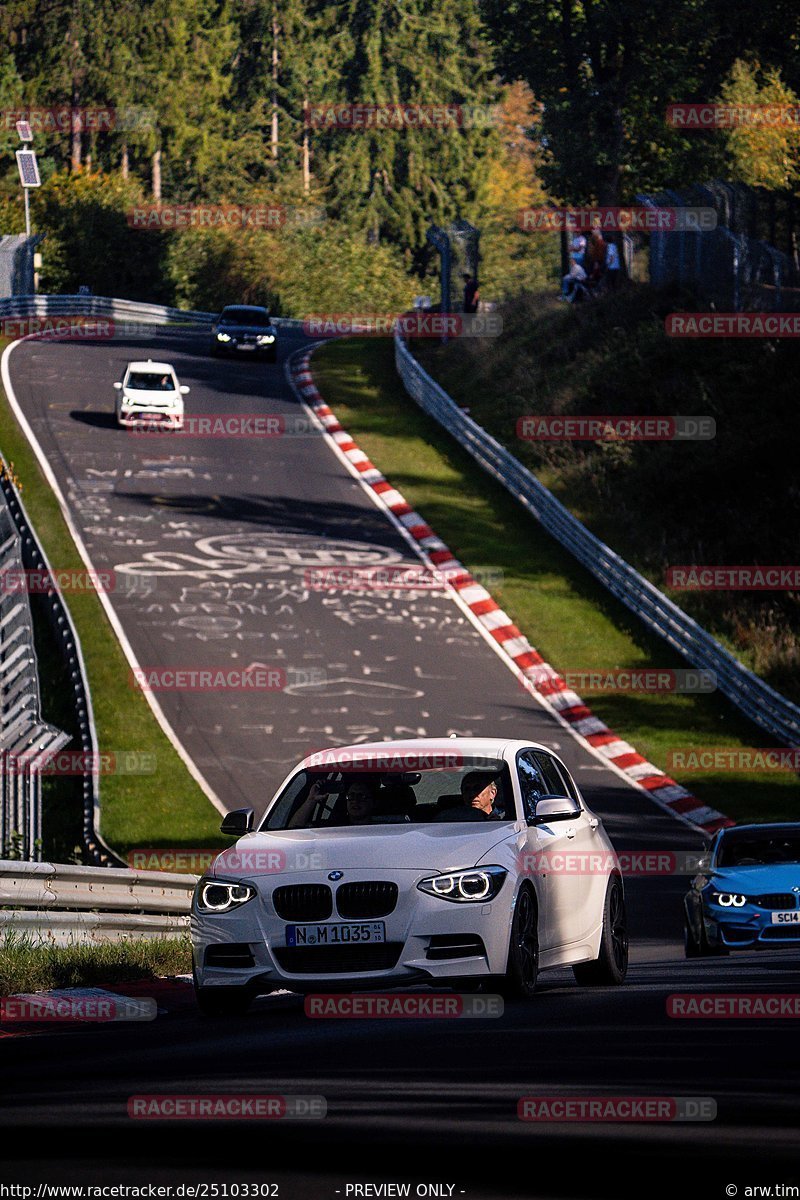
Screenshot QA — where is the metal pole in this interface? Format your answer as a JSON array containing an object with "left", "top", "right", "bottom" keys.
[{"left": 23, "top": 188, "right": 31, "bottom": 239}]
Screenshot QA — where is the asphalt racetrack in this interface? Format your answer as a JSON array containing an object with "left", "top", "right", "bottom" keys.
[{"left": 3, "top": 329, "right": 798, "bottom": 1193}]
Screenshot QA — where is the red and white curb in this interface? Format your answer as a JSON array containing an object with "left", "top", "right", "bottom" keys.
[{"left": 290, "top": 349, "right": 733, "bottom": 836}]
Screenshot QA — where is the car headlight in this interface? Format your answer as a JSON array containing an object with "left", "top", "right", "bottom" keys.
[
  {"left": 195, "top": 878, "right": 257, "bottom": 913},
  {"left": 256, "top": 334, "right": 275, "bottom": 344},
  {"left": 711, "top": 892, "right": 748, "bottom": 907},
  {"left": 216, "top": 332, "right": 232, "bottom": 342},
  {"left": 417, "top": 865, "right": 507, "bottom": 903}
]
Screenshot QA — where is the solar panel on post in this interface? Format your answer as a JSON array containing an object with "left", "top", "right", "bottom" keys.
[
  {"left": 16, "top": 149, "right": 41, "bottom": 188},
  {"left": 15, "top": 120, "right": 33, "bottom": 142}
]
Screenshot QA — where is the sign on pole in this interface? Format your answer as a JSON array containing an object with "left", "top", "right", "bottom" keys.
[
  {"left": 16, "top": 149, "right": 41, "bottom": 188},
  {"left": 15, "top": 120, "right": 33, "bottom": 142}
]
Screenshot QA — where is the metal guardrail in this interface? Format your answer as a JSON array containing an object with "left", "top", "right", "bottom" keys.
[
  {"left": 393, "top": 331, "right": 800, "bottom": 748},
  {"left": 0, "top": 469, "right": 121, "bottom": 866},
  {"left": 0, "top": 858, "right": 194, "bottom": 944},
  {"left": 0, "top": 502, "right": 69, "bottom": 861},
  {"left": 0, "top": 293, "right": 305, "bottom": 331}
]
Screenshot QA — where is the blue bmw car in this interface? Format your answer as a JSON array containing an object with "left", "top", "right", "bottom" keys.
[{"left": 684, "top": 823, "right": 800, "bottom": 957}]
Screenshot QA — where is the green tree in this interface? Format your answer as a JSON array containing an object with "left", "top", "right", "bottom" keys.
[
  {"left": 716, "top": 59, "right": 800, "bottom": 190},
  {"left": 316, "top": 0, "right": 498, "bottom": 271},
  {"left": 479, "top": 0, "right": 724, "bottom": 204}
]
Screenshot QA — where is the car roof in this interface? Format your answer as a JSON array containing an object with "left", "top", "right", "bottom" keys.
[
  {"left": 125, "top": 361, "right": 176, "bottom": 374},
  {"left": 219, "top": 305, "right": 269, "bottom": 314},
  {"left": 297, "top": 736, "right": 554, "bottom": 770}
]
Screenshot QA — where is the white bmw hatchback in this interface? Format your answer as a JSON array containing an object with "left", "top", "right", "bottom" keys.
[
  {"left": 113, "top": 360, "right": 188, "bottom": 429},
  {"left": 191, "top": 738, "right": 628, "bottom": 1015}
]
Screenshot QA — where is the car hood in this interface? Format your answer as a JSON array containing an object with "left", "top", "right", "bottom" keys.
[
  {"left": 709, "top": 864, "right": 800, "bottom": 893},
  {"left": 212, "top": 822, "right": 518, "bottom": 877}
]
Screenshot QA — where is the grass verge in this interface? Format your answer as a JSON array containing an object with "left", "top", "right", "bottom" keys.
[
  {"left": 0, "top": 339, "right": 223, "bottom": 857},
  {"left": 416, "top": 285, "right": 800, "bottom": 700},
  {"left": 0, "top": 932, "right": 191, "bottom": 995},
  {"left": 312, "top": 337, "right": 798, "bottom": 825}
]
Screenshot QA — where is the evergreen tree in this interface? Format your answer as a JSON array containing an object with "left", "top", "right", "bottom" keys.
[{"left": 316, "top": 0, "right": 498, "bottom": 270}]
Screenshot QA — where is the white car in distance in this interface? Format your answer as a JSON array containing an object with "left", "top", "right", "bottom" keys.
[
  {"left": 114, "top": 360, "right": 188, "bottom": 430},
  {"left": 191, "top": 738, "right": 629, "bottom": 1016}
]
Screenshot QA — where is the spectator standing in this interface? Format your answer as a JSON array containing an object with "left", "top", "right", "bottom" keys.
[
  {"left": 562, "top": 235, "right": 587, "bottom": 301},
  {"left": 462, "top": 272, "right": 479, "bottom": 313},
  {"left": 605, "top": 238, "right": 622, "bottom": 289}
]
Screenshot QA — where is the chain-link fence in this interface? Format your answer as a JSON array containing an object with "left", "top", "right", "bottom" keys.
[{"left": 638, "top": 182, "right": 800, "bottom": 311}]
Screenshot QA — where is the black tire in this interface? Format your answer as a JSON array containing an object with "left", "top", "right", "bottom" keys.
[
  {"left": 684, "top": 915, "right": 702, "bottom": 958},
  {"left": 573, "top": 875, "right": 628, "bottom": 986},
  {"left": 685, "top": 909, "right": 728, "bottom": 958},
  {"left": 499, "top": 885, "right": 539, "bottom": 1000}
]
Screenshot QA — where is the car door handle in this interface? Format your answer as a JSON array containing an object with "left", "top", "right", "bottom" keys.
[{"left": 589, "top": 818, "right": 599, "bottom": 830}]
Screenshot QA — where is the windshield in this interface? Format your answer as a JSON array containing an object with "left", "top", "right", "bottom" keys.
[
  {"left": 219, "top": 308, "right": 271, "bottom": 327},
  {"left": 715, "top": 828, "right": 800, "bottom": 868},
  {"left": 126, "top": 371, "right": 175, "bottom": 391},
  {"left": 261, "top": 764, "right": 515, "bottom": 830}
]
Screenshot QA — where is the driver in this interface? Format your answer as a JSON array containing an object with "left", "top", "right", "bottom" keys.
[
  {"left": 345, "top": 777, "right": 379, "bottom": 825},
  {"left": 461, "top": 771, "right": 502, "bottom": 817}
]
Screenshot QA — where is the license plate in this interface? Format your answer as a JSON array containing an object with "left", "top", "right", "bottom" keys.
[
  {"left": 286, "top": 921, "right": 385, "bottom": 947},
  {"left": 238, "top": 343, "right": 255, "bottom": 351},
  {"left": 771, "top": 911, "right": 800, "bottom": 924}
]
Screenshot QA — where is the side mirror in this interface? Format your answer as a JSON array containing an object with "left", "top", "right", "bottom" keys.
[
  {"left": 179, "top": 385, "right": 190, "bottom": 394},
  {"left": 113, "top": 382, "right": 122, "bottom": 390},
  {"left": 530, "top": 795, "right": 580, "bottom": 824},
  {"left": 220, "top": 807, "right": 254, "bottom": 837}
]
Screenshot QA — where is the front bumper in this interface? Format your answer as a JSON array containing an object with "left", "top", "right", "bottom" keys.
[
  {"left": 705, "top": 907, "right": 800, "bottom": 949},
  {"left": 213, "top": 337, "right": 277, "bottom": 356},
  {"left": 118, "top": 407, "right": 183, "bottom": 430},
  {"left": 192, "top": 871, "right": 514, "bottom": 993}
]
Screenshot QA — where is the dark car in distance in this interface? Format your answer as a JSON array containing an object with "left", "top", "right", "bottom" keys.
[{"left": 210, "top": 305, "right": 278, "bottom": 361}]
